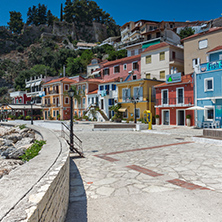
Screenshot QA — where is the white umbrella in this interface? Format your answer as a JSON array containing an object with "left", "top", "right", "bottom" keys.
[{"left": 186, "top": 106, "right": 208, "bottom": 128}]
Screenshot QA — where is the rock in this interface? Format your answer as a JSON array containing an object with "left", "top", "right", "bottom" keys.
[
  {"left": 0, "top": 127, "right": 8, "bottom": 137},
  {"left": 8, "top": 147, "right": 26, "bottom": 159},
  {"left": 20, "top": 128, "right": 29, "bottom": 134},
  {"left": 1, "top": 147, "right": 16, "bottom": 158},
  {"left": 0, "top": 138, "right": 5, "bottom": 146},
  {"left": 15, "top": 137, "right": 34, "bottom": 149},
  {"left": 6, "top": 133, "right": 22, "bottom": 143},
  {"left": 0, "top": 168, "right": 9, "bottom": 179},
  {"left": 0, "top": 146, "right": 9, "bottom": 152}
]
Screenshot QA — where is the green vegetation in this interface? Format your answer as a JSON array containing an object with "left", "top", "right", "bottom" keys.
[
  {"left": 19, "top": 124, "right": 26, "bottom": 129},
  {"left": 20, "top": 140, "right": 46, "bottom": 162},
  {"left": 8, "top": 11, "right": 24, "bottom": 34},
  {"left": 179, "top": 27, "right": 195, "bottom": 39}
]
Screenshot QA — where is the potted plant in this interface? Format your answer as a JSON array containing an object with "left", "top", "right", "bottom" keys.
[
  {"left": 137, "top": 118, "right": 142, "bottom": 123},
  {"left": 186, "top": 115, "right": 191, "bottom": 127},
  {"left": 122, "top": 118, "right": 127, "bottom": 123},
  {"left": 57, "top": 114, "right": 61, "bottom": 120},
  {"left": 155, "top": 115, "right": 160, "bottom": 125},
  {"left": 129, "top": 117, "right": 134, "bottom": 123}
]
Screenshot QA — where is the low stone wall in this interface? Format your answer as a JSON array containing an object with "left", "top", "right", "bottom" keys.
[
  {"left": 94, "top": 123, "right": 136, "bottom": 131},
  {"left": 0, "top": 123, "right": 70, "bottom": 222}
]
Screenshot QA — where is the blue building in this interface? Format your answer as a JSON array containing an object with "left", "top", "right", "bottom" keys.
[{"left": 195, "top": 46, "right": 222, "bottom": 127}]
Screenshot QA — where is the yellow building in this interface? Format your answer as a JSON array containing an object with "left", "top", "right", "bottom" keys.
[
  {"left": 117, "top": 78, "right": 163, "bottom": 121},
  {"left": 42, "top": 77, "right": 76, "bottom": 120}
]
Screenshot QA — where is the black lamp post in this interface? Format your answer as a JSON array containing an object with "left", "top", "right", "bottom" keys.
[
  {"left": 131, "top": 97, "right": 139, "bottom": 123},
  {"left": 68, "top": 88, "right": 75, "bottom": 150},
  {"left": 31, "top": 99, "right": 34, "bottom": 125}
]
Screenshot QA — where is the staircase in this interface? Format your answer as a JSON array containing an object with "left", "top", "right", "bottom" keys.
[
  {"left": 61, "top": 122, "right": 84, "bottom": 157},
  {"left": 97, "top": 108, "right": 109, "bottom": 121}
]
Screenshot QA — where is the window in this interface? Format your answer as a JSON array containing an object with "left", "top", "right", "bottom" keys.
[
  {"left": 199, "top": 39, "right": 208, "bottom": 49},
  {"left": 65, "top": 97, "right": 69, "bottom": 104},
  {"left": 78, "top": 111, "right": 81, "bottom": 117},
  {"left": 88, "top": 97, "right": 90, "bottom": 104},
  {"left": 162, "top": 89, "right": 168, "bottom": 105},
  {"left": 64, "top": 84, "right": 69, "bottom": 91},
  {"left": 172, "top": 51, "right": 176, "bottom": 59},
  {"left": 82, "top": 98, "right": 85, "bottom": 107},
  {"left": 160, "top": 71, "right": 165, "bottom": 79},
  {"left": 99, "top": 85, "right": 104, "bottom": 91},
  {"left": 133, "top": 62, "right": 138, "bottom": 70},
  {"left": 131, "top": 50, "right": 135, "bottom": 56},
  {"left": 82, "top": 85, "right": 86, "bottom": 93},
  {"left": 122, "top": 88, "right": 131, "bottom": 102},
  {"left": 53, "top": 111, "right": 55, "bottom": 117},
  {"left": 160, "top": 52, "right": 165, "bottom": 61},
  {"left": 114, "top": 65, "right": 120, "bottom": 73},
  {"left": 45, "top": 98, "right": 47, "bottom": 104},
  {"left": 133, "top": 87, "right": 143, "bottom": 101},
  {"left": 122, "top": 110, "right": 128, "bottom": 118},
  {"left": 156, "top": 32, "right": 161, "bottom": 38},
  {"left": 123, "top": 64, "right": 127, "bottom": 70},
  {"left": 146, "top": 55, "right": 151, "bottom": 64},
  {"left": 104, "top": 68, "right": 109, "bottom": 75},
  {"left": 192, "top": 58, "right": 200, "bottom": 68},
  {"left": 57, "top": 97, "right": 59, "bottom": 105},
  {"left": 108, "top": 98, "right": 114, "bottom": 106},
  {"left": 105, "top": 85, "right": 110, "bottom": 91},
  {"left": 101, "top": 99, "right": 104, "bottom": 109},
  {"left": 133, "top": 75, "right": 137, "bottom": 80},
  {"left": 92, "top": 97, "right": 94, "bottom": 104},
  {"left": 147, "top": 34, "right": 151, "bottom": 40},
  {"left": 149, "top": 26, "right": 153, "bottom": 31},
  {"left": 205, "top": 107, "right": 214, "bottom": 121},
  {"left": 91, "top": 69, "right": 94, "bottom": 73},
  {"left": 177, "top": 88, "right": 184, "bottom": 104},
  {"left": 204, "top": 78, "right": 214, "bottom": 91},
  {"left": 146, "top": 73, "right": 151, "bottom": 79},
  {"left": 53, "top": 98, "right": 55, "bottom": 104},
  {"left": 219, "top": 54, "right": 222, "bottom": 60},
  {"left": 112, "top": 84, "right": 116, "bottom": 90}
]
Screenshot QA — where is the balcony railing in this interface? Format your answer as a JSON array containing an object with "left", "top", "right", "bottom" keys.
[
  {"left": 49, "top": 90, "right": 59, "bottom": 94},
  {"left": 155, "top": 97, "right": 193, "bottom": 106}
]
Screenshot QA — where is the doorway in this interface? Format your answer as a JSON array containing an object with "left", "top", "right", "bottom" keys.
[
  {"left": 177, "top": 110, "right": 185, "bottom": 126},
  {"left": 162, "top": 110, "right": 170, "bottom": 125}
]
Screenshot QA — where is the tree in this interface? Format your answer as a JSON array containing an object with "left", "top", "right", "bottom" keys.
[
  {"left": 179, "top": 27, "right": 195, "bottom": 39},
  {"left": 7, "top": 11, "right": 24, "bottom": 34},
  {"left": 47, "top": 10, "right": 54, "bottom": 26},
  {"left": 60, "top": 3, "right": 63, "bottom": 22},
  {"left": 27, "top": 4, "right": 48, "bottom": 26},
  {"left": 107, "top": 49, "right": 127, "bottom": 61},
  {"left": 64, "top": 0, "right": 74, "bottom": 23}
]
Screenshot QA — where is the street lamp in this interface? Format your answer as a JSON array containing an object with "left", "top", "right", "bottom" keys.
[
  {"left": 131, "top": 97, "right": 139, "bottom": 123},
  {"left": 31, "top": 99, "right": 34, "bottom": 125},
  {"left": 68, "top": 88, "right": 75, "bottom": 151}
]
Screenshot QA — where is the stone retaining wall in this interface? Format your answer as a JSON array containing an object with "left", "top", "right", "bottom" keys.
[{"left": 0, "top": 123, "right": 70, "bottom": 222}]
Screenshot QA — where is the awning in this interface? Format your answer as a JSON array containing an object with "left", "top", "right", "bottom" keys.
[
  {"left": 8, "top": 104, "right": 42, "bottom": 110},
  {"left": 34, "top": 80, "right": 41, "bottom": 86},
  {"left": 26, "top": 83, "right": 31, "bottom": 88},
  {"left": 91, "top": 70, "right": 100, "bottom": 76},
  {"left": 142, "top": 39, "right": 160, "bottom": 49},
  {"left": 118, "top": 108, "right": 127, "bottom": 112}
]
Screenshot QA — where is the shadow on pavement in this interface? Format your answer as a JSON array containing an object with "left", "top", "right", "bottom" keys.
[{"left": 65, "top": 156, "right": 87, "bottom": 222}]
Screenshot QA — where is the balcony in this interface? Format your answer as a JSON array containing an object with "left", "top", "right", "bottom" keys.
[
  {"left": 42, "top": 104, "right": 51, "bottom": 107},
  {"left": 155, "top": 97, "right": 193, "bottom": 107},
  {"left": 49, "top": 90, "right": 59, "bottom": 94},
  {"left": 169, "top": 58, "right": 184, "bottom": 66}
]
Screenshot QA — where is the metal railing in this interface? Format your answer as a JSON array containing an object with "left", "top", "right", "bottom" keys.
[
  {"left": 61, "top": 122, "right": 84, "bottom": 157},
  {"left": 155, "top": 97, "right": 193, "bottom": 106}
]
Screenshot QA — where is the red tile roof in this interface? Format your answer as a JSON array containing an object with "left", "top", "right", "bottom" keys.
[
  {"left": 181, "top": 27, "right": 222, "bottom": 42},
  {"left": 43, "top": 77, "right": 76, "bottom": 85},
  {"left": 87, "top": 89, "right": 98, "bottom": 95},
  {"left": 207, "top": 45, "right": 222, "bottom": 53},
  {"left": 102, "top": 55, "right": 140, "bottom": 67},
  {"left": 142, "top": 42, "right": 170, "bottom": 53},
  {"left": 154, "top": 74, "right": 193, "bottom": 88}
]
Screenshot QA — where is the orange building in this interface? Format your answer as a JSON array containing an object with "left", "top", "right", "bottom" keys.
[{"left": 42, "top": 77, "right": 76, "bottom": 120}]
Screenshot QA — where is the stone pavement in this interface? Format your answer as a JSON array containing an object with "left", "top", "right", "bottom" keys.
[{"left": 65, "top": 123, "right": 222, "bottom": 222}]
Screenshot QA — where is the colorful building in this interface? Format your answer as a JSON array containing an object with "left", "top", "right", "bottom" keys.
[
  {"left": 140, "top": 42, "right": 184, "bottom": 80},
  {"left": 42, "top": 77, "right": 76, "bottom": 120},
  {"left": 117, "top": 78, "right": 163, "bottom": 122},
  {"left": 194, "top": 46, "right": 222, "bottom": 128},
  {"left": 154, "top": 73, "right": 194, "bottom": 126}
]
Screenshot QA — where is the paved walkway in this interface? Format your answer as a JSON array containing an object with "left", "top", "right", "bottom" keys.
[
  {"left": 10, "top": 121, "right": 222, "bottom": 221},
  {"left": 65, "top": 123, "right": 222, "bottom": 222}
]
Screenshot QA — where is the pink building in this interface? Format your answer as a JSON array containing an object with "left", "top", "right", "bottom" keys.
[{"left": 100, "top": 55, "right": 141, "bottom": 81}]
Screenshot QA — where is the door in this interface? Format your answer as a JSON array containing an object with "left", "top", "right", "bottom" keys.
[
  {"left": 163, "top": 110, "right": 169, "bottom": 125},
  {"left": 178, "top": 110, "right": 185, "bottom": 126}
]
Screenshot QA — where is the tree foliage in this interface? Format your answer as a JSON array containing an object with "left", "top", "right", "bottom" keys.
[
  {"left": 64, "top": 0, "right": 120, "bottom": 36},
  {"left": 27, "top": 4, "right": 57, "bottom": 26},
  {"left": 179, "top": 27, "right": 195, "bottom": 39},
  {"left": 7, "top": 11, "right": 24, "bottom": 34}
]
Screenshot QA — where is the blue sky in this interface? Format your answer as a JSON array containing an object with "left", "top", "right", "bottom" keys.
[{"left": 0, "top": 0, "right": 222, "bottom": 27}]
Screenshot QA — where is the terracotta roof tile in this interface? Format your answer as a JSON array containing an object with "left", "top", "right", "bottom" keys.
[
  {"left": 182, "top": 27, "right": 222, "bottom": 41},
  {"left": 207, "top": 45, "right": 222, "bottom": 53},
  {"left": 102, "top": 55, "right": 140, "bottom": 67},
  {"left": 43, "top": 77, "right": 76, "bottom": 85},
  {"left": 142, "top": 42, "right": 169, "bottom": 53},
  {"left": 87, "top": 89, "right": 98, "bottom": 95}
]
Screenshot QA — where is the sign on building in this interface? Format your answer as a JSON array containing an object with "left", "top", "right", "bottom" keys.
[{"left": 166, "top": 73, "right": 181, "bottom": 84}]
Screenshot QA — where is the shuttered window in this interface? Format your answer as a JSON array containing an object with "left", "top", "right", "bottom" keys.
[
  {"left": 160, "top": 52, "right": 165, "bottom": 61},
  {"left": 146, "top": 55, "right": 151, "bottom": 64},
  {"left": 160, "top": 71, "right": 165, "bottom": 79}
]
